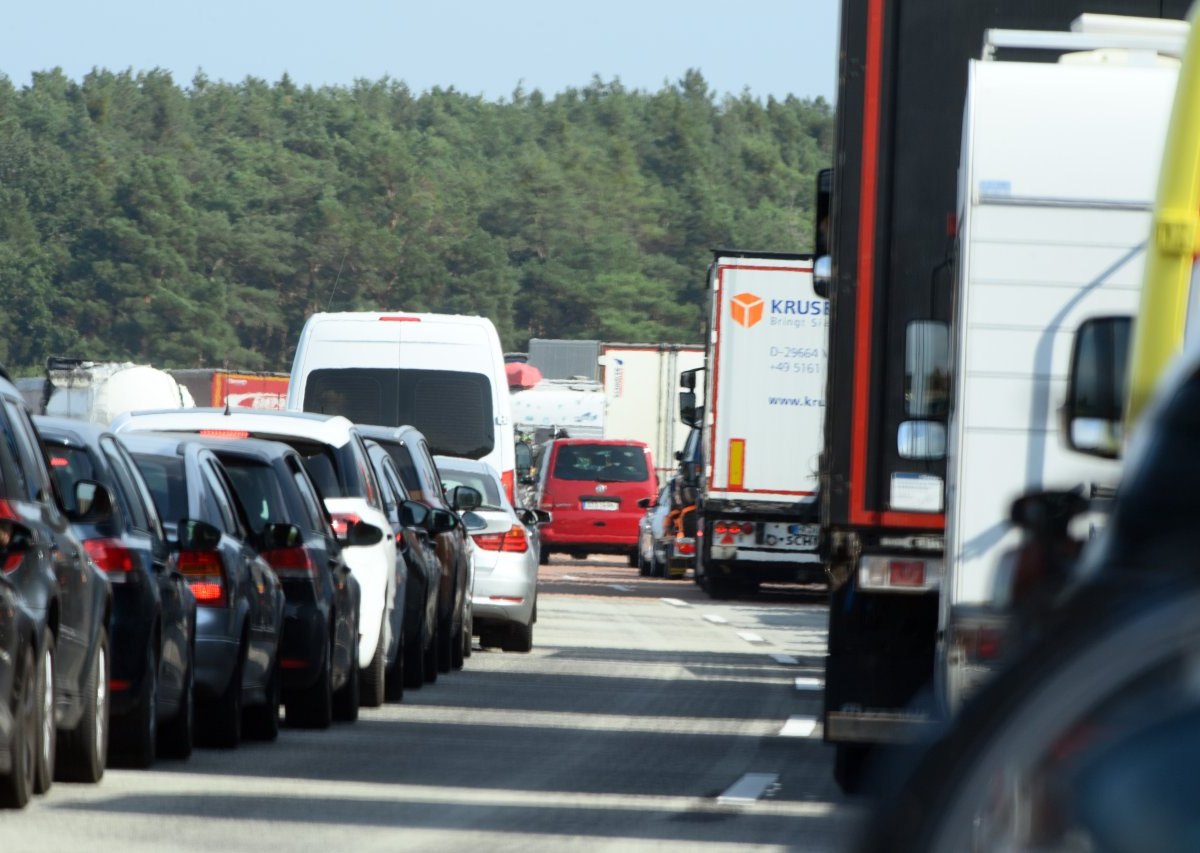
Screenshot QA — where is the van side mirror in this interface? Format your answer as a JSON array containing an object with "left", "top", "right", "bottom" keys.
[{"left": 1063, "top": 316, "right": 1132, "bottom": 459}]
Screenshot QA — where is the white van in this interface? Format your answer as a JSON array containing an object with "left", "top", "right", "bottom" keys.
[{"left": 287, "top": 312, "right": 517, "bottom": 502}]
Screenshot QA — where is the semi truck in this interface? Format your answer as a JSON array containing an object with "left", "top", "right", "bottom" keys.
[
  {"left": 817, "top": 0, "right": 1190, "bottom": 793},
  {"left": 685, "top": 250, "right": 826, "bottom": 599}
]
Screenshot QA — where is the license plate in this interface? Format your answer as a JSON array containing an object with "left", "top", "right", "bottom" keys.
[
  {"left": 582, "top": 500, "right": 619, "bottom": 511},
  {"left": 762, "top": 523, "right": 819, "bottom": 550}
]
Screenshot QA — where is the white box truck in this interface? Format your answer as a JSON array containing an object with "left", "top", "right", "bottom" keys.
[
  {"left": 939, "top": 16, "right": 1184, "bottom": 711},
  {"left": 599, "top": 344, "right": 704, "bottom": 479},
  {"left": 690, "top": 251, "right": 827, "bottom": 599}
]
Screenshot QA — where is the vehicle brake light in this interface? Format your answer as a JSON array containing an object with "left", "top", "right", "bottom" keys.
[
  {"left": 889, "top": 560, "right": 925, "bottom": 587},
  {"left": 330, "top": 512, "right": 362, "bottom": 538},
  {"left": 262, "top": 545, "right": 318, "bottom": 580},
  {"left": 84, "top": 538, "right": 136, "bottom": 579},
  {"left": 379, "top": 316, "right": 421, "bottom": 322},
  {"left": 952, "top": 622, "right": 1006, "bottom": 662},
  {"left": 50, "top": 456, "right": 70, "bottom": 468},
  {"left": 740, "top": 522, "right": 754, "bottom": 535},
  {"left": 859, "top": 555, "right": 942, "bottom": 593},
  {"left": 501, "top": 469, "right": 515, "bottom": 505},
  {"left": 199, "top": 429, "right": 251, "bottom": 439},
  {"left": 179, "top": 549, "right": 227, "bottom": 606},
  {"left": 472, "top": 524, "right": 529, "bottom": 553},
  {"left": 676, "top": 540, "right": 696, "bottom": 556},
  {"left": 2, "top": 552, "right": 21, "bottom": 573}
]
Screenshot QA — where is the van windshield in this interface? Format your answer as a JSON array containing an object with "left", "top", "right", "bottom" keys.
[
  {"left": 303, "top": 368, "right": 495, "bottom": 460},
  {"left": 552, "top": 444, "right": 649, "bottom": 483}
]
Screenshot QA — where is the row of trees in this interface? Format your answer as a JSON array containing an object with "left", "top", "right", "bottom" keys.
[{"left": 0, "top": 67, "right": 832, "bottom": 371}]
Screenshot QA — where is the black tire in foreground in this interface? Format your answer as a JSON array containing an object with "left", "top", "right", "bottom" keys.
[
  {"left": 359, "top": 626, "right": 387, "bottom": 708},
  {"left": 56, "top": 630, "right": 109, "bottom": 783},
  {"left": 0, "top": 645, "right": 37, "bottom": 808}
]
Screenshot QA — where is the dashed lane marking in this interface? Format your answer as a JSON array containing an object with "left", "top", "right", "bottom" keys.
[
  {"left": 703, "top": 614, "right": 728, "bottom": 624},
  {"left": 778, "top": 716, "right": 818, "bottom": 738},
  {"left": 660, "top": 598, "right": 690, "bottom": 608},
  {"left": 716, "top": 773, "right": 780, "bottom": 806},
  {"left": 769, "top": 653, "right": 799, "bottom": 665},
  {"left": 737, "top": 631, "right": 768, "bottom": 645},
  {"left": 610, "top": 585, "right": 633, "bottom": 592},
  {"left": 794, "top": 677, "right": 823, "bottom": 691},
  {"left": 562, "top": 575, "right": 580, "bottom": 581}
]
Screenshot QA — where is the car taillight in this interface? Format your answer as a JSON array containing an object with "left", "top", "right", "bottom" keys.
[
  {"left": 0, "top": 515, "right": 23, "bottom": 573},
  {"left": 676, "top": 540, "right": 696, "bottom": 556},
  {"left": 262, "top": 545, "right": 318, "bottom": 580},
  {"left": 472, "top": 524, "right": 529, "bottom": 553},
  {"left": 713, "top": 521, "right": 752, "bottom": 536},
  {"left": 83, "top": 538, "right": 136, "bottom": 580},
  {"left": 179, "top": 550, "right": 227, "bottom": 606},
  {"left": 501, "top": 469, "right": 515, "bottom": 505},
  {"left": 330, "top": 512, "right": 362, "bottom": 538}
]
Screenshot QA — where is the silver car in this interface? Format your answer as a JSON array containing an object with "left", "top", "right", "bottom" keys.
[{"left": 434, "top": 456, "right": 549, "bottom": 653}]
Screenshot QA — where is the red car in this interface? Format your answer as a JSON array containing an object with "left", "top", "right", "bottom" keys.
[{"left": 534, "top": 439, "right": 658, "bottom": 566}]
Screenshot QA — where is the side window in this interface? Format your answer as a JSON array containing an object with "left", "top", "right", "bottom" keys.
[
  {"left": 353, "top": 435, "right": 382, "bottom": 511},
  {"left": 904, "top": 321, "right": 950, "bottom": 419},
  {"left": 3, "top": 401, "right": 47, "bottom": 500},
  {"left": 201, "top": 460, "right": 241, "bottom": 537},
  {"left": 417, "top": 440, "right": 446, "bottom": 503},
  {"left": 111, "top": 441, "right": 165, "bottom": 541},
  {"left": 101, "top": 437, "right": 148, "bottom": 532},
  {"left": 288, "top": 457, "right": 330, "bottom": 535}
]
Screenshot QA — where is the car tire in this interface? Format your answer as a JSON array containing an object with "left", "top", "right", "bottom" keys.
[
  {"left": 627, "top": 551, "right": 639, "bottom": 568},
  {"left": 359, "top": 623, "right": 387, "bottom": 708},
  {"left": 199, "top": 644, "right": 243, "bottom": 749},
  {"left": 833, "top": 743, "right": 870, "bottom": 795},
  {"left": 158, "top": 656, "right": 194, "bottom": 761},
  {"left": 384, "top": 629, "right": 405, "bottom": 703},
  {"left": 403, "top": 623, "right": 426, "bottom": 689},
  {"left": 113, "top": 644, "right": 158, "bottom": 768},
  {"left": 450, "top": 610, "right": 465, "bottom": 671},
  {"left": 332, "top": 641, "right": 360, "bottom": 723},
  {"left": 0, "top": 644, "right": 36, "bottom": 809},
  {"left": 503, "top": 621, "right": 534, "bottom": 654},
  {"left": 637, "top": 548, "right": 650, "bottom": 577},
  {"left": 423, "top": 621, "right": 440, "bottom": 684},
  {"left": 243, "top": 657, "right": 280, "bottom": 742},
  {"left": 56, "top": 629, "right": 108, "bottom": 783},
  {"left": 462, "top": 607, "right": 472, "bottom": 660},
  {"left": 539, "top": 549, "right": 550, "bottom": 566},
  {"left": 437, "top": 611, "right": 454, "bottom": 674},
  {"left": 33, "top": 629, "right": 54, "bottom": 794}
]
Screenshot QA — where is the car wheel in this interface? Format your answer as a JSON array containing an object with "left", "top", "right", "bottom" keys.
[
  {"left": 437, "top": 611, "right": 454, "bottom": 674},
  {"left": 403, "top": 619, "right": 426, "bottom": 689},
  {"left": 462, "top": 607, "right": 473, "bottom": 660},
  {"left": 56, "top": 629, "right": 108, "bottom": 783},
  {"left": 424, "top": 621, "right": 440, "bottom": 684},
  {"left": 158, "top": 655, "right": 194, "bottom": 761},
  {"left": 243, "top": 656, "right": 280, "bottom": 742},
  {"left": 450, "top": 610, "right": 465, "bottom": 671},
  {"left": 384, "top": 629, "right": 405, "bottom": 703},
  {"left": 289, "top": 646, "right": 333, "bottom": 729},
  {"left": 539, "top": 549, "right": 550, "bottom": 566},
  {"left": 627, "top": 551, "right": 639, "bottom": 568},
  {"left": 359, "top": 622, "right": 387, "bottom": 708},
  {"left": 33, "top": 629, "right": 54, "bottom": 794},
  {"left": 502, "top": 621, "right": 534, "bottom": 654},
  {"left": 0, "top": 644, "right": 36, "bottom": 809},
  {"left": 332, "top": 639, "right": 360, "bottom": 723},
  {"left": 113, "top": 644, "right": 158, "bottom": 768},
  {"left": 637, "top": 548, "right": 651, "bottom": 577},
  {"left": 198, "top": 643, "right": 243, "bottom": 749}
]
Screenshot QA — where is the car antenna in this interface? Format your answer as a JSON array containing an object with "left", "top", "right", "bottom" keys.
[{"left": 224, "top": 398, "right": 232, "bottom": 416}]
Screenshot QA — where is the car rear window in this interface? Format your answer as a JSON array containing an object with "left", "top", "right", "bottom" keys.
[
  {"left": 437, "top": 466, "right": 502, "bottom": 509},
  {"left": 552, "top": 444, "right": 649, "bottom": 483},
  {"left": 130, "top": 454, "right": 189, "bottom": 528},
  {"left": 219, "top": 457, "right": 290, "bottom": 534},
  {"left": 303, "top": 368, "right": 495, "bottom": 460},
  {"left": 44, "top": 443, "right": 96, "bottom": 516},
  {"left": 252, "top": 436, "right": 363, "bottom": 502}
]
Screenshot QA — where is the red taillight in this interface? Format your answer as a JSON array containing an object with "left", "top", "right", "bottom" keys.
[
  {"left": 888, "top": 560, "right": 926, "bottom": 588},
  {"left": 179, "top": 550, "right": 227, "bottom": 606},
  {"left": 2, "top": 553, "right": 21, "bottom": 573},
  {"left": 84, "top": 538, "right": 136, "bottom": 578},
  {"left": 714, "top": 522, "right": 728, "bottom": 535},
  {"left": 676, "top": 540, "right": 695, "bottom": 556},
  {"left": 740, "top": 522, "right": 754, "bottom": 535},
  {"left": 262, "top": 545, "right": 318, "bottom": 579},
  {"left": 501, "top": 469, "right": 515, "bottom": 505},
  {"left": 50, "top": 456, "right": 70, "bottom": 468},
  {"left": 109, "top": 679, "right": 132, "bottom": 692},
  {"left": 473, "top": 524, "right": 528, "bottom": 553},
  {"left": 330, "top": 512, "right": 362, "bottom": 538},
  {"left": 199, "top": 429, "right": 251, "bottom": 439}
]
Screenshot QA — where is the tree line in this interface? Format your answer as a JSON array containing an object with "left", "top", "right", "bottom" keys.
[{"left": 0, "top": 67, "right": 832, "bottom": 371}]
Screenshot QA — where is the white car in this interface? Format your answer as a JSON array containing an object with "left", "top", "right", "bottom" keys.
[
  {"left": 434, "top": 455, "right": 547, "bottom": 653},
  {"left": 110, "top": 408, "right": 401, "bottom": 707}
]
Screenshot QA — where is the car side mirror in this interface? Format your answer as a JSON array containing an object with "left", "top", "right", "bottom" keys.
[
  {"left": 70, "top": 480, "right": 116, "bottom": 527},
  {"left": 451, "top": 485, "right": 482, "bottom": 512},
  {"left": 460, "top": 510, "right": 487, "bottom": 532},
  {"left": 259, "top": 521, "right": 301, "bottom": 551},
  {"left": 0, "top": 519, "right": 34, "bottom": 555},
  {"left": 637, "top": 497, "right": 651, "bottom": 509},
  {"left": 177, "top": 518, "right": 222, "bottom": 552},
  {"left": 400, "top": 499, "right": 430, "bottom": 529},
  {"left": 1062, "top": 315, "right": 1132, "bottom": 459},
  {"left": 428, "top": 508, "right": 457, "bottom": 535},
  {"left": 346, "top": 520, "right": 384, "bottom": 548}
]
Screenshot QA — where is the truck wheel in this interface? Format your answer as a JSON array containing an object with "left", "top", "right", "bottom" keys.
[
  {"left": 834, "top": 743, "right": 871, "bottom": 795},
  {"left": 627, "top": 551, "right": 639, "bottom": 568},
  {"left": 704, "top": 575, "right": 738, "bottom": 601},
  {"left": 539, "top": 549, "right": 550, "bottom": 565}
]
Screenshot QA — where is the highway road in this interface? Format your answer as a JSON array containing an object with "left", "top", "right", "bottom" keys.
[{"left": 3, "top": 556, "right": 861, "bottom": 851}]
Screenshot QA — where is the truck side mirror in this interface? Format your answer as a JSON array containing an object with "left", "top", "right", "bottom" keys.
[
  {"left": 679, "top": 390, "right": 701, "bottom": 428},
  {"left": 813, "top": 255, "right": 831, "bottom": 300},
  {"left": 514, "top": 440, "right": 533, "bottom": 482},
  {"left": 814, "top": 168, "right": 832, "bottom": 298},
  {"left": 1062, "top": 315, "right": 1132, "bottom": 459}
]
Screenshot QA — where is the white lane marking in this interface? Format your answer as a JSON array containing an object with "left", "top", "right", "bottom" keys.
[
  {"left": 703, "top": 614, "right": 728, "bottom": 624},
  {"left": 610, "top": 585, "right": 633, "bottom": 592},
  {"left": 769, "top": 653, "right": 799, "bottom": 665},
  {"left": 737, "top": 631, "right": 768, "bottom": 645},
  {"left": 778, "top": 716, "right": 818, "bottom": 738},
  {"left": 716, "top": 772, "right": 779, "bottom": 806},
  {"left": 562, "top": 575, "right": 580, "bottom": 581},
  {"left": 660, "top": 598, "right": 690, "bottom": 608},
  {"left": 794, "top": 677, "right": 823, "bottom": 691}
]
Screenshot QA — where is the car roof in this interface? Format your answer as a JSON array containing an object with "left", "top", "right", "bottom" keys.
[
  {"left": 434, "top": 454, "right": 499, "bottom": 479},
  {"left": 112, "top": 408, "right": 357, "bottom": 447},
  {"left": 354, "top": 423, "right": 424, "bottom": 444},
  {"left": 184, "top": 433, "right": 299, "bottom": 464},
  {"left": 117, "top": 431, "right": 202, "bottom": 459},
  {"left": 550, "top": 438, "right": 650, "bottom": 448},
  {"left": 33, "top": 415, "right": 111, "bottom": 446}
]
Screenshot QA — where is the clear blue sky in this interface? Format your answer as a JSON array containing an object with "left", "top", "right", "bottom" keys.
[{"left": 1, "top": 0, "right": 839, "bottom": 103}]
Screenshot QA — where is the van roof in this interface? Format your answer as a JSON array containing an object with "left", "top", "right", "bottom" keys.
[{"left": 303, "top": 311, "right": 496, "bottom": 326}]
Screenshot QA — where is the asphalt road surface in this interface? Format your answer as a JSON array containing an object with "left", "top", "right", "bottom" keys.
[{"left": 3, "top": 556, "right": 861, "bottom": 851}]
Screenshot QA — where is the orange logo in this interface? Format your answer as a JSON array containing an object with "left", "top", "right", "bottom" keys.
[{"left": 731, "top": 292, "right": 764, "bottom": 327}]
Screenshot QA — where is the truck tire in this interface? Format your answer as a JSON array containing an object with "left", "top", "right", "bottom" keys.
[{"left": 834, "top": 743, "right": 871, "bottom": 795}]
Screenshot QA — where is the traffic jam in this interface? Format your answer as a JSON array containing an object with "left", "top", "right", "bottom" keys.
[{"left": 5, "top": 2, "right": 1200, "bottom": 851}]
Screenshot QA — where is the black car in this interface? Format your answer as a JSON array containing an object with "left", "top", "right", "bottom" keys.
[
  {"left": 364, "top": 439, "right": 443, "bottom": 691},
  {"left": 0, "top": 567, "right": 37, "bottom": 807},
  {"left": 194, "top": 436, "right": 364, "bottom": 727},
  {"left": 0, "top": 376, "right": 111, "bottom": 798},
  {"left": 357, "top": 425, "right": 476, "bottom": 674},
  {"left": 121, "top": 433, "right": 285, "bottom": 748},
  {"left": 36, "top": 417, "right": 197, "bottom": 767}
]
